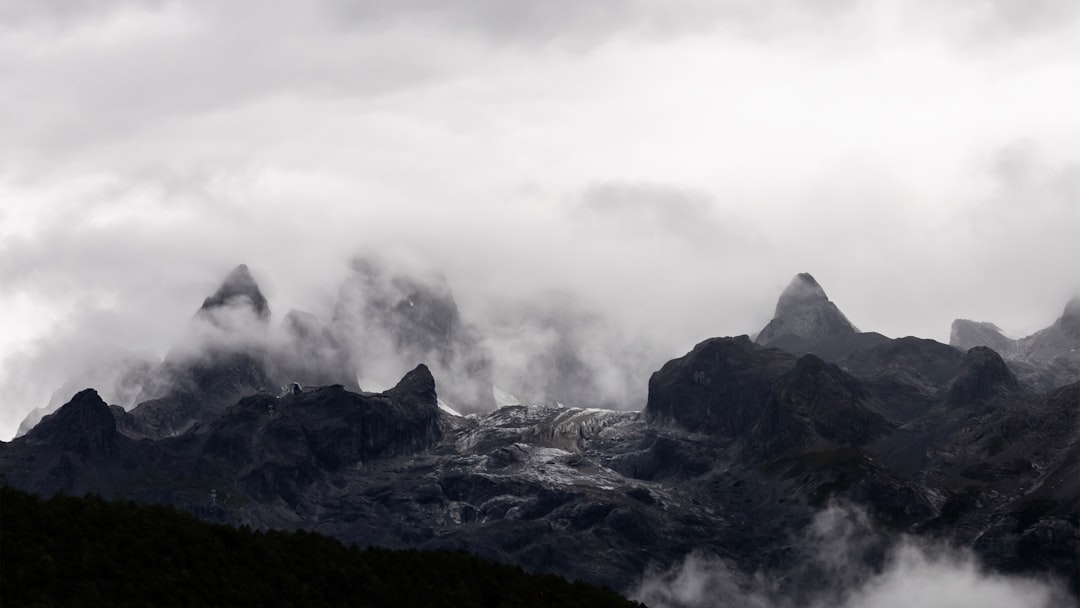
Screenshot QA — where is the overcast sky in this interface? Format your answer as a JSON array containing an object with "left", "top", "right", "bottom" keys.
[{"left": 1, "top": 0, "right": 1079, "bottom": 439}]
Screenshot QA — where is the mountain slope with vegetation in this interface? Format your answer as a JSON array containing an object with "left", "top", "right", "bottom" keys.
[{"left": 0, "top": 487, "right": 641, "bottom": 608}]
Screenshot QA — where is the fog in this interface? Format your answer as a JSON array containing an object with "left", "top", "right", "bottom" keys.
[
  {"left": 632, "top": 503, "right": 1072, "bottom": 608},
  {"left": 2, "top": 0, "right": 1079, "bottom": 438}
]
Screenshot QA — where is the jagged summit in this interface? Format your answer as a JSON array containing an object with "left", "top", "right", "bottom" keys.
[
  {"left": 755, "top": 273, "right": 858, "bottom": 348},
  {"left": 199, "top": 264, "right": 270, "bottom": 320},
  {"left": 26, "top": 388, "right": 118, "bottom": 458},
  {"left": 387, "top": 363, "right": 438, "bottom": 406}
]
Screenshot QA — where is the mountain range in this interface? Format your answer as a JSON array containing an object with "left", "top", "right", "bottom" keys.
[{"left": 2, "top": 267, "right": 1077, "bottom": 600}]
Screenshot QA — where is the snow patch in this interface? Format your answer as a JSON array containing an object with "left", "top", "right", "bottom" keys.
[
  {"left": 438, "top": 398, "right": 463, "bottom": 417},
  {"left": 493, "top": 386, "right": 521, "bottom": 407}
]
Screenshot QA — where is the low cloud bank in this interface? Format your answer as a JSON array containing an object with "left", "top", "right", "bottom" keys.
[{"left": 632, "top": 503, "right": 1071, "bottom": 608}]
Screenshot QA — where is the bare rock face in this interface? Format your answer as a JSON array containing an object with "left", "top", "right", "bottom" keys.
[
  {"left": 645, "top": 336, "right": 890, "bottom": 461},
  {"left": 203, "top": 365, "right": 442, "bottom": 505},
  {"left": 946, "top": 346, "right": 1021, "bottom": 406},
  {"left": 23, "top": 389, "right": 119, "bottom": 459},
  {"left": 755, "top": 273, "right": 888, "bottom": 361},
  {"left": 757, "top": 274, "right": 858, "bottom": 345}
]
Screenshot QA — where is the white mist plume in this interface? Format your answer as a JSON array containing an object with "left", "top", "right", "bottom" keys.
[
  {"left": 632, "top": 502, "right": 1071, "bottom": 608},
  {"left": 478, "top": 291, "right": 663, "bottom": 410}
]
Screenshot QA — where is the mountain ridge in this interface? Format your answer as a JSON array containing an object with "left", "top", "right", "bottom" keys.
[{"left": 3, "top": 267, "right": 1077, "bottom": 597}]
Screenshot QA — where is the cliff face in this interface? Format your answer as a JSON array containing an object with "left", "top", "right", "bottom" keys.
[{"left": 645, "top": 336, "right": 890, "bottom": 461}]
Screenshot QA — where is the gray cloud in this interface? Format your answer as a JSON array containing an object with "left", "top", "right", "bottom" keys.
[{"left": 574, "top": 181, "right": 760, "bottom": 252}]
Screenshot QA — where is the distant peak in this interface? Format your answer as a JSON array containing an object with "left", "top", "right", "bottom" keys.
[
  {"left": 774, "top": 273, "right": 831, "bottom": 312},
  {"left": 200, "top": 264, "right": 270, "bottom": 319},
  {"left": 755, "top": 273, "right": 857, "bottom": 346}
]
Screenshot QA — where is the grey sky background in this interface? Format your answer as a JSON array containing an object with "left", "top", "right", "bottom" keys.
[{"left": 1, "top": 0, "right": 1079, "bottom": 439}]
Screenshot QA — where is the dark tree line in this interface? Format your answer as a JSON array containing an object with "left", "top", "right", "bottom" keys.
[{"left": 0, "top": 487, "right": 643, "bottom": 608}]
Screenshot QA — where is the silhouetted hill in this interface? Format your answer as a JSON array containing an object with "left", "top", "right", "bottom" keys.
[{"left": 0, "top": 486, "right": 642, "bottom": 608}]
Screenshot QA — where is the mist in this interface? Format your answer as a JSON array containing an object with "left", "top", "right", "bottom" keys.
[{"left": 631, "top": 502, "right": 1072, "bottom": 608}]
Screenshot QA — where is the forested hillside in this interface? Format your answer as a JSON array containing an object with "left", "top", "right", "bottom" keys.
[{"left": 0, "top": 487, "right": 641, "bottom": 608}]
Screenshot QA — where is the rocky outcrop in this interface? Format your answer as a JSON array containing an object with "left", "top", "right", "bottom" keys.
[
  {"left": 645, "top": 336, "right": 890, "bottom": 460},
  {"left": 15, "top": 349, "right": 155, "bottom": 437},
  {"left": 755, "top": 273, "right": 889, "bottom": 361},
  {"left": 946, "top": 346, "right": 1020, "bottom": 406},
  {"left": 756, "top": 274, "right": 858, "bottom": 345},
  {"left": 202, "top": 366, "right": 442, "bottom": 507},
  {"left": 839, "top": 336, "right": 969, "bottom": 423},
  {"left": 23, "top": 389, "right": 119, "bottom": 459}
]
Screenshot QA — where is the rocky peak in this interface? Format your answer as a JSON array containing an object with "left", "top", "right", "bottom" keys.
[
  {"left": 27, "top": 389, "right": 118, "bottom": 458},
  {"left": 386, "top": 364, "right": 438, "bottom": 406},
  {"left": 199, "top": 264, "right": 270, "bottom": 321},
  {"left": 947, "top": 346, "right": 1019, "bottom": 406},
  {"left": 756, "top": 273, "right": 858, "bottom": 347}
]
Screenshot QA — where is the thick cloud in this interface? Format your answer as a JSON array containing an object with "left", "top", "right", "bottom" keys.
[{"left": 1, "top": 0, "right": 1078, "bottom": 438}]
